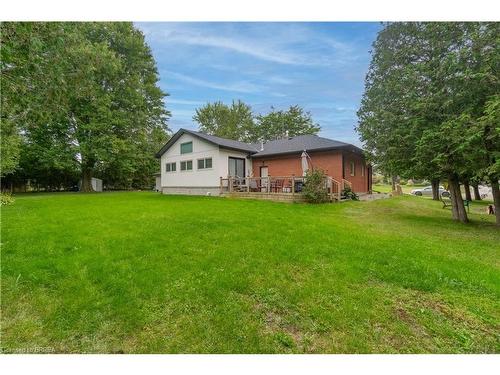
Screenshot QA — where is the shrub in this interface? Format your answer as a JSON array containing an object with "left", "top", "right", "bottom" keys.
[
  {"left": 303, "top": 169, "right": 329, "bottom": 203},
  {"left": 341, "top": 186, "right": 359, "bottom": 201},
  {"left": 1, "top": 193, "right": 15, "bottom": 206}
]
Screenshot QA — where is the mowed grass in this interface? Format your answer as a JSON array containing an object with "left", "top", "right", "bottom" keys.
[
  {"left": 1, "top": 192, "right": 499, "bottom": 353},
  {"left": 373, "top": 183, "right": 426, "bottom": 194}
]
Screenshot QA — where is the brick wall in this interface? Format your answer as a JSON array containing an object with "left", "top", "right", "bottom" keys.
[
  {"left": 342, "top": 151, "right": 370, "bottom": 193},
  {"left": 251, "top": 150, "right": 371, "bottom": 193}
]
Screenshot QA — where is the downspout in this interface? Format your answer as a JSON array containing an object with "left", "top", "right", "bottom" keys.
[{"left": 342, "top": 152, "right": 345, "bottom": 179}]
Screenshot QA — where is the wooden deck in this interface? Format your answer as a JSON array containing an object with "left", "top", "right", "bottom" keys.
[
  {"left": 220, "top": 176, "right": 351, "bottom": 203},
  {"left": 224, "top": 191, "right": 307, "bottom": 203}
]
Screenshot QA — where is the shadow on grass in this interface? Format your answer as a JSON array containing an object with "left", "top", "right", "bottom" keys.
[{"left": 394, "top": 211, "right": 498, "bottom": 231}]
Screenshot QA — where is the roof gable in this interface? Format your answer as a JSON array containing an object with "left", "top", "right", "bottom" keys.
[{"left": 155, "top": 129, "right": 259, "bottom": 158}]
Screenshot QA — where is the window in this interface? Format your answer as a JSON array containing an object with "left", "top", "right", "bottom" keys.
[
  {"left": 180, "top": 160, "right": 193, "bottom": 171},
  {"left": 197, "top": 158, "right": 213, "bottom": 169},
  {"left": 350, "top": 161, "right": 355, "bottom": 176},
  {"left": 361, "top": 165, "right": 364, "bottom": 177},
  {"left": 165, "top": 162, "right": 176, "bottom": 172},
  {"left": 180, "top": 141, "right": 193, "bottom": 154}
]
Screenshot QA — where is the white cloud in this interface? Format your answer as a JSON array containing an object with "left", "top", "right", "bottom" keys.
[
  {"left": 140, "top": 23, "right": 356, "bottom": 67},
  {"left": 267, "top": 76, "right": 294, "bottom": 85},
  {"left": 270, "top": 92, "right": 287, "bottom": 97},
  {"left": 167, "top": 98, "right": 205, "bottom": 106},
  {"left": 164, "top": 31, "right": 303, "bottom": 65},
  {"left": 163, "top": 70, "right": 264, "bottom": 93}
]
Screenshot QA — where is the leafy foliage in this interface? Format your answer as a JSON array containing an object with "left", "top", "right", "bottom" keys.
[
  {"left": 193, "top": 100, "right": 255, "bottom": 142},
  {"left": 255, "top": 105, "right": 320, "bottom": 142},
  {"left": 357, "top": 22, "right": 500, "bottom": 223},
  {"left": 341, "top": 186, "right": 359, "bottom": 201},
  {"left": 1, "top": 22, "right": 170, "bottom": 190},
  {"left": 193, "top": 101, "right": 320, "bottom": 143},
  {"left": 302, "top": 169, "right": 329, "bottom": 203}
]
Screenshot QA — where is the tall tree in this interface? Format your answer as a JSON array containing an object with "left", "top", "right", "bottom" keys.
[
  {"left": 357, "top": 23, "right": 432, "bottom": 188},
  {"left": 467, "top": 95, "right": 500, "bottom": 225},
  {"left": 255, "top": 105, "right": 320, "bottom": 142},
  {"left": 193, "top": 100, "right": 255, "bottom": 142},
  {"left": 0, "top": 119, "right": 21, "bottom": 178},
  {"left": 1, "top": 23, "right": 67, "bottom": 177},
  {"left": 1, "top": 22, "right": 170, "bottom": 191},
  {"left": 358, "top": 22, "right": 500, "bottom": 223},
  {"left": 194, "top": 101, "right": 321, "bottom": 143}
]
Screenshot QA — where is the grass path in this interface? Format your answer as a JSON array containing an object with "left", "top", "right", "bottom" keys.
[{"left": 2, "top": 192, "right": 499, "bottom": 353}]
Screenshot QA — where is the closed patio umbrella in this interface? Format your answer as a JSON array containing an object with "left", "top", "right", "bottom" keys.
[{"left": 301, "top": 151, "right": 309, "bottom": 176}]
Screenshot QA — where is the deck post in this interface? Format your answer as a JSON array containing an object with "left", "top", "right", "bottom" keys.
[
  {"left": 292, "top": 176, "right": 295, "bottom": 196},
  {"left": 229, "top": 177, "right": 233, "bottom": 193},
  {"left": 219, "top": 176, "right": 223, "bottom": 194}
]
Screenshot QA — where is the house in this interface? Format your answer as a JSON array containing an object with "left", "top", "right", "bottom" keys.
[{"left": 155, "top": 128, "right": 372, "bottom": 197}]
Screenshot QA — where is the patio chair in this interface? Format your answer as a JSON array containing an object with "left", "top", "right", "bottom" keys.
[{"left": 249, "top": 179, "right": 258, "bottom": 192}]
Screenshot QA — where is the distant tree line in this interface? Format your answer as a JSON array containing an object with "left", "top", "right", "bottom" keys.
[
  {"left": 357, "top": 22, "right": 500, "bottom": 225},
  {"left": 1, "top": 22, "right": 170, "bottom": 192},
  {"left": 193, "top": 101, "right": 321, "bottom": 143}
]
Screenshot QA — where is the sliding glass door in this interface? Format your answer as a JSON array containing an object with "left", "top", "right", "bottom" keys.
[{"left": 228, "top": 157, "right": 245, "bottom": 178}]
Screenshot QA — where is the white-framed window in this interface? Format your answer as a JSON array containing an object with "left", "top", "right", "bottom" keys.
[
  {"left": 180, "top": 160, "right": 193, "bottom": 171},
  {"left": 350, "top": 161, "right": 355, "bottom": 176},
  {"left": 165, "top": 162, "right": 176, "bottom": 172},
  {"left": 197, "top": 158, "right": 213, "bottom": 170},
  {"left": 180, "top": 141, "right": 193, "bottom": 154}
]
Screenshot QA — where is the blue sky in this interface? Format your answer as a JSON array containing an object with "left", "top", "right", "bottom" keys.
[{"left": 136, "top": 22, "right": 382, "bottom": 145}]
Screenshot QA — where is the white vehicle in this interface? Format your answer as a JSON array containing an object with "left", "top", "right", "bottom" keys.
[
  {"left": 411, "top": 185, "right": 450, "bottom": 197},
  {"left": 478, "top": 185, "right": 491, "bottom": 199}
]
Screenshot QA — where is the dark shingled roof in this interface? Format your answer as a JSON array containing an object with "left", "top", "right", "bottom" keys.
[
  {"left": 156, "top": 129, "right": 364, "bottom": 158},
  {"left": 253, "top": 134, "right": 364, "bottom": 157},
  {"left": 155, "top": 128, "right": 259, "bottom": 157}
]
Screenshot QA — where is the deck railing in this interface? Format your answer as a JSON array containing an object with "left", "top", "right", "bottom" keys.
[
  {"left": 220, "top": 175, "right": 341, "bottom": 201},
  {"left": 342, "top": 178, "right": 352, "bottom": 191},
  {"left": 221, "top": 176, "right": 304, "bottom": 194},
  {"left": 327, "top": 176, "right": 341, "bottom": 201}
]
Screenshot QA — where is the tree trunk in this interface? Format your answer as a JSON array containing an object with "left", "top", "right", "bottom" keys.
[
  {"left": 463, "top": 180, "right": 472, "bottom": 202},
  {"left": 431, "top": 178, "right": 440, "bottom": 201},
  {"left": 472, "top": 183, "right": 482, "bottom": 201},
  {"left": 391, "top": 175, "right": 397, "bottom": 191},
  {"left": 448, "top": 173, "right": 468, "bottom": 223},
  {"left": 81, "top": 166, "right": 94, "bottom": 192},
  {"left": 490, "top": 177, "right": 500, "bottom": 226}
]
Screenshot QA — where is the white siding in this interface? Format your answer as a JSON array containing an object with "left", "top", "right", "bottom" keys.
[
  {"left": 218, "top": 149, "right": 253, "bottom": 178},
  {"left": 161, "top": 133, "right": 220, "bottom": 188},
  {"left": 159, "top": 133, "right": 253, "bottom": 193}
]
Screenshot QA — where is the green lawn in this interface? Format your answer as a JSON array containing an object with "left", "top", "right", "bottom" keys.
[
  {"left": 373, "top": 183, "right": 426, "bottom": 194},
  {"left": 2, "top": 192, "right": 499, "bottom": 353}
]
